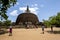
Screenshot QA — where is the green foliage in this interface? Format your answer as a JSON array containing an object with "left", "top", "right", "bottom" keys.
[
  {"left": 0, "top": 0, "right": 17, "bottom": 28},
  {"left": 0, "top": 20, "right": 11, "bottom": 28},
  {"left": 49, "top": 16, "right": 56, "bottom": 25},
  {"left": 43, "top": 20, "right": 51, "bottom": 27},
  {"left": 0, "top": 0, "right": 17, "bottom": 20},
  {"left": 56, "top": 13, "right": 60, "bottom": 26},
  {"left": 0, "top": 21, "right": 2, "bottom": 26},
  {"left": 3, "top": 20, "right": 11, "bottom": 26},
  {"left": 43, "top": 12, "right": 60, "bottom": 27},
  {"left": 1, "top": 13, "right": 8, "bottom": 20}
]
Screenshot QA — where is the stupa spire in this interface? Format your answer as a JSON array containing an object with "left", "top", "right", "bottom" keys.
[
  {"left": 25, "top": 5, "right": 30, "bottom": 13},
  {"left": 27, "top": 5, "right": 29, "bottom": 11}
]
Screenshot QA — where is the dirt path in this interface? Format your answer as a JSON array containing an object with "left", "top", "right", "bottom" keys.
[{"left": 0, "top": 28, "right": 60, "bottom": 40}]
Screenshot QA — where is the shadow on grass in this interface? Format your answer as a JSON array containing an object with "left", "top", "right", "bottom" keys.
[
  {"left": 46, "top": 30, "right": 60, "bottom": 34},
  {"left": 0, "top": 30, "right": 8, "bottom": 35}
]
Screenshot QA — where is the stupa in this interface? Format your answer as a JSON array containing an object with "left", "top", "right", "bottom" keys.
[{"left": 15, "top": 6, "right": 39, "bottom": 28}]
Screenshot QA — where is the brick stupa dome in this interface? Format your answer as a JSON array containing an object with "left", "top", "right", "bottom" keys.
[{"left": 15, "top": 6, "right": 39, "bottom": 25}]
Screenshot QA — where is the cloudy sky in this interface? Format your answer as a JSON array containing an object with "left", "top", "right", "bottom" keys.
[{"left": 7, "top": 0, "right": 60, "bottom": 22}]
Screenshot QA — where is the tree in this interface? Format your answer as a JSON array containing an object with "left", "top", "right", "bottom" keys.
[
  {"left": 43, "top": 20, "right": 51, "bottom": 27},
  {"left": 43, "top": 12, "right": 60, "bottom": 27},
  {"left": 0, "top": 21, "right": 2, "bottom": 26},
  {"left": 3, "top": 20, "right": 11, "bottom": 26},
  {"left": 0, "top": 0, "right": 17, "bottom": 20},
  {"left": 0, "top": 0, "right": 17, "bottom": 29},
  {"left": 3, "top": 20, "right": 11, "bottom": 28},
  {"left": 55, "top": 12, "right": 60, "bottom": 27},
  {"left": 49, "top": 16, "right": 57, "bottom": 25}
]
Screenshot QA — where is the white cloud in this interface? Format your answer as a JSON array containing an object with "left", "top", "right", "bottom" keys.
[
  {"left": 10, "top": 2, "right": 19, "bottom": 6},
  {"left": 29, "top": 7, "right": 38, "bottom": 15},
  {"left": 32, "top": 4, "right": 44, "bottom": 8},
  {"left": 19, "top": 7, "right": 39, "bottom": 15},
  {"left": 34, "top": 4, "right": 38, "bottom": 6},
  {"left": 16, "top": 2, "right": 19, "bottom": 5},
  {"left": 19, "top": 7, "right": 26, "bottom": 12},
  {"left": 19, "top": 4, "right": 39, "bottom": 15},
  {"left": 10, "top": 10, "right": 18, "bottom": 16},
  {"left": 40, "top": 4, "right": 44, "bottom": 8},
  {"left": 32, "top": 4, "right": 38, "bottom": 7}
]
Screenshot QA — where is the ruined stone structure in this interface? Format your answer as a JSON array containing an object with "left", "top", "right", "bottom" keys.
[{"left": 15, "top": 6, "right": 39, "bottom": 28}]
